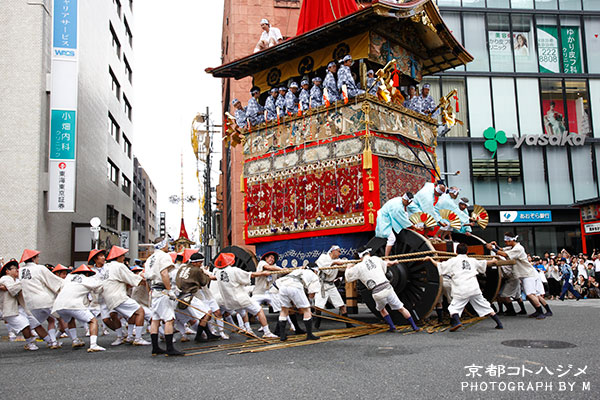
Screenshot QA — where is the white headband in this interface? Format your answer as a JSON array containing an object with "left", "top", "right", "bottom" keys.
[
  {"left": 449, "top": 188, "right": 460, "bottom": 195},
  {"left": 328, "top": 245, "right": 341, "bottom": 254},
  {"left": 359, "top": 248, "right": 371, "bottom": 258},
  {"left": 260, "top": 18, "right": 269, "bottom": 25},
  {"left": 459, "top": 199, "right": 469, "bottom": 207},
  {"left": 504, "top": 235, "right": 518, "bottom": 242},
  {"left": 435, "top": 186, "right": 445, "bottom": 195},
  {"left": 402, "top": 193, "right": 413, "bottom": 203},
  {"left": 154, "top": 237, "right": 169, "bottom": 250}
]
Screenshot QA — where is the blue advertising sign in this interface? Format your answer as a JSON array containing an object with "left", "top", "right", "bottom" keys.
[
  {"left": 500, "top": 210, "right": 552, "bottom": 223},
  {"left": 53, "top": 0, "right": 78, "bottom": 50},
  {"left": 50, "top": 110, "right": 76, "bottom": 160}
]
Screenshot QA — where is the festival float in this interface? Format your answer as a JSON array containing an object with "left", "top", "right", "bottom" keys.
[{"left": 206, "top": 0, "right": 499, "bottom": 324}]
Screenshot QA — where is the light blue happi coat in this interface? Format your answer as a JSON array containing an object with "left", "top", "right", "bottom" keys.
[
  {"left": 435, "top": 193, "right": 462, "bottom": 228},
  {"left": 456, "top": 207, "right": 472, "bottom": 233},
  {"left": 375, "top": 197, "right": 419, "bottom": 238},
  {"left": 413, "top": 182, "right": 441, "bottom": 221}
]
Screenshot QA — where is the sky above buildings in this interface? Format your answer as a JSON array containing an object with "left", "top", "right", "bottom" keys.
[{"left": 134, "top": 0, "right": 224, "bottom": 242}]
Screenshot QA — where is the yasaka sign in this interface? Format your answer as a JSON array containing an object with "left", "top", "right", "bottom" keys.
[
  {"left": 483, "top": 127, "right": 586, "bottom": 157},
  {"left": 513, "top": 132, "right": 586, "bottom": 149}
]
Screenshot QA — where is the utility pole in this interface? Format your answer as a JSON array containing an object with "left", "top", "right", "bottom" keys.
[{"left": 204, "top": 106, "right": 212, "bottom": 262}]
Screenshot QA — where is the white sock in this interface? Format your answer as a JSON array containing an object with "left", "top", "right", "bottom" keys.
[
  {"left": 48, "top": 328, "right": 57, "bottom": 342},
  {"left": 43, "top": 335, "right": 52, "bottom": 344},
  {"left": 216, "top": 319, "right": 224, "bottom": 334},
  {"left": 262, "top": 325, "right": 271, "bottom": 334},
  {"left": 135, "top": 326, "right": 143, "bottom": 339},
  {"left": 128, "top": 324, "right": 135, "bottom": 338},
  {"left": 287, "top": 316, "right": 294, "bottom": 330},
  {"left": 69, "top": 328, "right": 78, "bottom": 340},
  {"left": 26, "top": 337, "right": 35, "bottom": 344},
  {"left": 116, "top": 328, "right": 123, "bottom": 338},
  {"left": 244, "top": 321, "right": 251, "bottom": 331},
  {"left": 225, "top": 315, "right": 235, "bottom": 326},
  {"left": 236, "top": 314, "right": 245, "bottom": 328},
  {"left": 90, "top": 335, "right": 97, "bottom": 346}
]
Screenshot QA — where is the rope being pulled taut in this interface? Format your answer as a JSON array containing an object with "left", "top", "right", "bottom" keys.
[{"left": 265, "top": 250, "right": 510, "bottom": 274}]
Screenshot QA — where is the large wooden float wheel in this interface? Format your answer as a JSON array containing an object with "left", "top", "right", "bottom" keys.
[
  {"left": 213, "top": 246, "right": 258, "bottom": 272},
  {"left": 358, "top": 229, "right": 442, "bottom": 325}
]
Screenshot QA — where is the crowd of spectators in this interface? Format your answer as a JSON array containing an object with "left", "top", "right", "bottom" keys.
[{"left": 529, "top": 249, "right": 600, "bottom": 300}]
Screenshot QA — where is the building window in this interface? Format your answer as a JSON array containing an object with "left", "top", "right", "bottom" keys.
[
  {"left": 122, "top": 134, "right": 132, "bottom": 158},
  {"left": 438, "top": 0, "right": 461, "bottom": 6},
  {"left": 512, "top": 14, "right": 538, "bottom": 73},
  {"left": 488, "top": 13, "right": 513, "bottom": 72},
  {"left": 571, "top": 145, "right": 598, "bottom": 201},
  {"left": 109, "top": 113, "right": 120, "bottom": 142},
  {"left": 511, "top": 0, "right": 534, "bottom": 8},
  {"left": 535, "top": 0, "right": 557, "bottom": 9},
  {"left": 124, "top": 96, "right": 132, "bottom": 120},
  {"left": 125, "top": 19, "right": 133, "bottom": 47},
  {"left": 464, "top": 13, "right": 489, "bottom": 71},
  {"left": 467, "top": 77, "right": 493, "bottom": 137},
  {"left": 124, "top": 56, "right": 133, "bottom": 83},
  {"left": 107, "top": 159, "right": 119, "bottom": 185},
  {"left": 561, "top": 16, "right": 585, "bottom": 74},
  {"left": 590, "top": 80, "right": 600, "bottom": 138},
  {"left": 110, "top": 25, "right": 121, "bottom": 60},
  {"left": 516, "top": 78, "right": 543, "bottom": 135},
  {"left": 541, "top": 78, "right": 591, "bottom": 136},
  {"left": 492, "top": 77, "right": 518, "bottom": 137},
  {"left": 561, "top": 0, "right": 582, "bottom": 10},
  {"left": 121, "top": 174, "right": 131, "bottom": 196},
  {"left": 440, "top": 12, "right": 465, "bottom": 71},
  {"left": 107, "top": 205, "right": 119, "bottom": 229},
  {"left": 110, "top": 69, "right": 120, "bottom": 101},
  {"left": 546, "top": 147, "right": 573, "bottom": 204},
  {"left": 584, "top": 0, "right": 600, "bottom": 10},
  {"left": 497, "top": 145, "right": 524, "bottom": 205},
  {"left": 488, "top": 0, "right": 510, "bottom": 7},
  {"left": 121, "top": 215, "right": 131, "bottom": 231},
  {"left": 521, "top": 146, "right": 549, "bottom": 205}
]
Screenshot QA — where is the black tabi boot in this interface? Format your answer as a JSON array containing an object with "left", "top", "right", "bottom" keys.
[
  {"left": 165, "top": 334, "right": 184, "bottom": 356},
  {"left": 517, "top": 300, "right": 527, "bottom": 315},
  {"left": 194, "top": 326, "right": 208, "bottom": 343},
  {"left": 449, "top": 314, "right": 463, "bottom": 332},
  {"left": 342, "top": 313, "right": 354, "bottom": 328},
  {"left": 304, "top": 318, "right": 320, "bottom": 340},
  {"left": 504, "top": 302, "right": 517, "bottom": 316},
  {"left": 435, "top": 308, "right": 444, "bottom": 324},
  {"left": 151, "top": 333, "right": 166, "bottom": 356},
  {"left": 289, "top": 314, "right": 305, "bottom": 334},
  {"left": 277, "top": 320, "right": 288, "bottom": 342}
]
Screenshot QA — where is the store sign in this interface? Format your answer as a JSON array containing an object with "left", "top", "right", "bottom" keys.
[
  {"left": 500, "top": 210, "right": 552, "bottom": 223},
  {"left": 49, "top": 0, "right": 78, "bottom": 212},
  {"left": 561, "top": 27, "right": 582, "bottom": 74},
  {"left": 584, "top": 223, "right": 600, "bottom": 234},
  {"left": 537, "top": 25, "right": 582, "bottom": 74},
  {"left": 513, "top": 133, "right": 586, "bottom": 148}
]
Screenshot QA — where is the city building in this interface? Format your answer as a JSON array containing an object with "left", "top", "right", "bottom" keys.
[
  {"left": 0, "top": 0, "right": 136, "bottom": 265},
  {"left": 427, "top": 0, "right": 600, "bottom": 254},
  {"left": 218, "top": 0, "right": 302, "bottom": 249},
  {"left": 132, "top": 157, "right": 158, "bottom": 245}
]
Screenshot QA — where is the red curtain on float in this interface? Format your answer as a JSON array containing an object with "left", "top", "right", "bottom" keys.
[
  {"left": 179, "top": 218, "right": 190, "bottom": 240},
  {"left": 296, "top": 0, "right": 359, "bottom": 36}
]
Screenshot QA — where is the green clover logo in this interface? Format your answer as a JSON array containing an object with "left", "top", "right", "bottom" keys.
[{"left": 483, "top": 127, "right": 507, "bottom": 157}]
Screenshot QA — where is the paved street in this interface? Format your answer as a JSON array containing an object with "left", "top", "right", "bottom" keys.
[{"left": 1, "top": 299, "right": 598, "bottom": 400}]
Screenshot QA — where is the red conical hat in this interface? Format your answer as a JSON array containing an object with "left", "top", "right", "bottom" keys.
[
  {"left": 20, "top": 249, "right": 40, "bottom": 263},
  {"left": 214, "top": 253, "right": 235, "bottom": 268},
  {"left": 182, "top": 249, "right": 198, "bottom": 264},
  {"left": 71, "top": 264, "right": 95, "bottom": 275},
  {"left": 52, "top": 264, "right": 69, "bottom": 273},
  {"left": 87, "top": 249, "right": 107, "bottom": 263},
  {"left": 106, "top": 246, "right": 128, "bottom": 261}
]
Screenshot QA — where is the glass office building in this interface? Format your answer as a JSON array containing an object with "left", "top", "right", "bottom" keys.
[{"left": 425, "top": 0, "right": 600, "bottom": 254}]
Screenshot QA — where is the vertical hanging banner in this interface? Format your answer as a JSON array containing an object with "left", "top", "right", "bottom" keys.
[
  {"left": 49, "top": 0, "right": 79, "bottom": 212},
  {"left": 537, "top": 26, "right": 560, "bottom": 74},
  {"left": 561, "top": 26, "right": 582, "bottom": 74}
]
